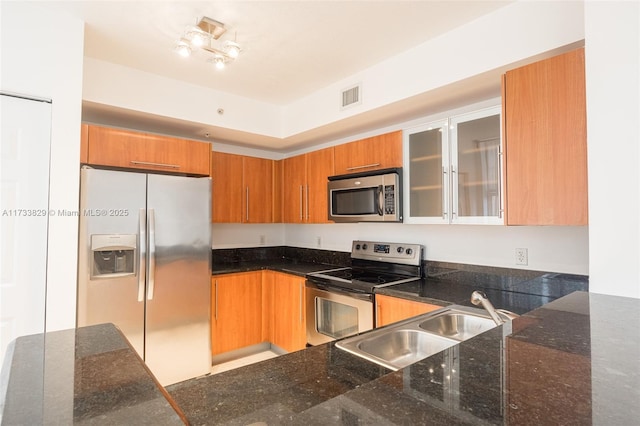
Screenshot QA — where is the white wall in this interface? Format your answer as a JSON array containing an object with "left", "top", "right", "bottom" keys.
[
  {"left": 585, "top": 1, "right": 640, "bottom": 298},
  {"left": 283, "top": 1, "right": 585, "bottom": 137},
  {"left": 0, "top": 2, "right": 85, "bottom": 330},
  {"left": 83, "top": 58, "right": 283, "bottom": 141}
]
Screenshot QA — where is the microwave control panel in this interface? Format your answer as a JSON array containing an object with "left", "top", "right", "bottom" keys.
[{"left": 384, "top": 185, "right": 395, "bottom": 214}]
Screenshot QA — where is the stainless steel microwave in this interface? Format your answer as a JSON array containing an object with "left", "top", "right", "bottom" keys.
[{"left": 328, "top": 168, "right": 402, "bottom": 222}]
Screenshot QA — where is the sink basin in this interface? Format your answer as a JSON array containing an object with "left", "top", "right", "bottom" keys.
[
  {"left": 335, "top": 305, "right": 498, "bottom": 371},
  {"left": 418, "top": 312, "right": 496, "bottom": 340},
  {"left": 351, "top": 329, "right": 457, "bottom": 371}
]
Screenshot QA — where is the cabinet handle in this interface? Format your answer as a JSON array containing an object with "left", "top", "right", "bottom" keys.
[
  {"left": 130, "top": 160, "right": 180, "bottom": 169},
  {"left": 497, "top": 149, "right": 504, "bottom": 219},
  {"left": 299, "top": 185, "right": 303, "bottom": 221},
  {"left": 375, "top": 303, "right": 380, "bottom": 328},
  {"left": 246, "top": 187, "right": 249, "bottom": 222},
  {"left": 305, "top": 185, "right": 309, "bottom": 221},
  {"left": 442, "top": 167, "right": 448, "bottom": 220},
  {"left": 346, "top": 163, "right": 380, "bottom": 171},
  {"left": 299, "top": 281, "right": 303, "bottom": 324},
  {"left": 450, "top": 165, "right": 457, "bottom": 218},
  {"left": 214, "top": 280, "right": 218, "bottom": 321}
]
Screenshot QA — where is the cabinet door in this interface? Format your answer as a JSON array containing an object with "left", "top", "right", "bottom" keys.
[
  {"left": 267, "top": 272, "right": 306, "bottom": 352},
  {"left": 404, "top": 120, "right": 449, "bottom": 224},
  {"left": 306, "top": 147, "right": 334, "bottom": 223},
  {"left": 334, "top": 130, "right": 403, "bottom": 175},
  {"left": 283, "top": 154, "right": 307, "bottom": 223},
  {"left": 375, "top": 294, "right": 441, "bottom": 327},
  {"left": 211, "top": 152, "right": 243, "bottom": 223},
  {"left": 450, "top": 106, "right": 503, "bottom": 224},
  {"left": 503, "top": 48, "right": 588, "bottom": 225},
  {"left": 273, "top": 160, "right": 284, "bottom": 223},
  {"left": 86, "top": 125, "right": 210, "bottom": 175},
  {"left": 211, "top": 273, "right": 263, "bottom": 355},
  {"left": 243, "top": 156, "right": 273, "bottom": 223}
]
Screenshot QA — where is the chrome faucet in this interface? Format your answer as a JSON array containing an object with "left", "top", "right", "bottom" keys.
[{"left": 470, "top": 291, "right": 519, "bottom": 326}]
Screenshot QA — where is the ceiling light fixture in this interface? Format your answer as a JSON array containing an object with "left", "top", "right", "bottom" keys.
[{"left": 175, "top": 17, "right": 242, "bottom": 70}]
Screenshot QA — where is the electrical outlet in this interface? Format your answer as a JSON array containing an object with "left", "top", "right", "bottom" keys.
[
  {"left": 515, "top": 248, "right": 528, "bottom": 265},
  {"left": 316, "top": 236, "right": 322, "bottom": 248},
  {"left": 260, "top": 235, "right": 266, "bottom": 245}
]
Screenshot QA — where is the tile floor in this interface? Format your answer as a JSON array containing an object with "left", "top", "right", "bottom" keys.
[{"left": 210, "top": 349, "right": 281, "bottom": 375}]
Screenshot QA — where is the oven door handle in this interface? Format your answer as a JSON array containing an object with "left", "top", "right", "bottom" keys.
[
  {"left": 376, "top": 185, "right": 384, "bottom": 216},
  {"left": 306, "top": 281, "right": 372, "bottom": 301}
]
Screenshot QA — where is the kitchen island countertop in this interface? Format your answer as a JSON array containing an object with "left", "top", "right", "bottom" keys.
[
  {"left": 0, "top": 324, "right": 186, "bottom": 425},
  {"left": 168, "top": 290, "right": 640, "bottom": 425}
]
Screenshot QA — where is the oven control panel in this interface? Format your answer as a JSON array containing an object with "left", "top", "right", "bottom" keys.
[{"left": 351, "top": 240, "right": 423, "bottom": 266}]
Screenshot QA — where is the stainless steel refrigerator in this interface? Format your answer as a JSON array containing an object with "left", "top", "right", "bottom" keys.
[{"left": 77, "top": 166, "right": 211, "bottom": 386}]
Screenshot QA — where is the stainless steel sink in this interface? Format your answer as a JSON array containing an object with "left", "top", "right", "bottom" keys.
[
  {"left": 418, "top": 312, "right": 496, "bottom": 340},
  {"left": 335, "top": 305, "right": 498, "bottom": 371}
]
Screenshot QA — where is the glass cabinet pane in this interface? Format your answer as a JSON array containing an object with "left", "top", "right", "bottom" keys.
[
  {"left": 452, "top": 109, "right": 501, "bottom": 220},
  {"left": 407, "top": 124, "right": 447, "bottom": 219}
]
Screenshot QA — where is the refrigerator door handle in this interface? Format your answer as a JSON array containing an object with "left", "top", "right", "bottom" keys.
[
  {"left": 147, "top": 208, "right": 156, "bottom": 300},
  {"left": 138, "top": 209, "right": 146, "bottom": 302}
]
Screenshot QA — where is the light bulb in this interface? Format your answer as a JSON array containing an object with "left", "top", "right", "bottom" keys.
[
  {"left": 187, "top": 27, "right": 207, "bottom": 47},
  {"left": 176, "top": 42, "right": 191, "bottom": 57},
  {"left": 191, "top": 33, "right": 205, "bottom": 47},
  {"left": 225, "top": 41, "right": 240, "bottom": 58},
  {"left": 214, "top": 56, "right": 225, "bottom": 69}
]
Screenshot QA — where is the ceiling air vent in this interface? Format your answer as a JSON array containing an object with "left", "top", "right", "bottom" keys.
[{"left": 341, "top": 84, "right": 361, "bottom": 109}]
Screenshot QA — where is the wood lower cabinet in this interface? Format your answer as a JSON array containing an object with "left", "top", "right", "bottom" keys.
[
  {"left": 263, "top": 271, "right": 306, "bottom": 352},
  {"left": 503, "top": 48, "right": 588, "bottom": 225},
  {"left": 211, "top": 152, "right": 273, "bottom": 223},
  {"left": 375, "top": 294, "right": 442, "bottom": 327},
  {"left": 211, "top": 272, "right": 264, "bottom": 355},
  {"left": 84, "top": 124, "right": 210, "bottom": 176},
  {"left": 334, "top": 130, "right": 402, "bottom": 175}
]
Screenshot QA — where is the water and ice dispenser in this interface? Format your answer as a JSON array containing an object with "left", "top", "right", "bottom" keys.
[{"left": 91, "top": 234, "right": 136, "bottom": 278}]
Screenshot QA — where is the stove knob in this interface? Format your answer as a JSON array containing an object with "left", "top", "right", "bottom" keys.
[
  {"left": 397, "top": 247, "right": 404, "bottom": 254},
  {"left": 362, "top": 244, "right": 368, "bottom": 250},
  {"left": 406, "top": 248, "right": 414, "bottom": 256},
  {"left": 355, "top": 244, "right": 361, "bottom": 250}
]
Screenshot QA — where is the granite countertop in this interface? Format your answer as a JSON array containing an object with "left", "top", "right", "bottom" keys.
[
  {"left": 167, "top": 291, "right": 640, "bottom": 425},
  {"left": 212, "top": 259, "right": 338, "bottom": 277},
  {"left": 211, "top": 254, "right": 588, "bottom": 315},
  {"left": 0, "top": 324, "right": 186, "bottom": 425}
]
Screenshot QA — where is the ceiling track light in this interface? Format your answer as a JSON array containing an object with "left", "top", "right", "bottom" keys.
[{"left": 174, "top": 16, "right": 241, "bottom": 69}]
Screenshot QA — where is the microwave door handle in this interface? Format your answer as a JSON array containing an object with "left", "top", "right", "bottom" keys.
[{"left": 377, "top": 185, "right": 384, "bottom": 216}]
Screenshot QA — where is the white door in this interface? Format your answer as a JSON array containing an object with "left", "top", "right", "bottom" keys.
[{"left": 0, "top": 93, "right": 52, "bottom": 366}]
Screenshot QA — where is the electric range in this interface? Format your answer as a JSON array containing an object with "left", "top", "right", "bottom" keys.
[{"left": 305, "top": 240, "right": 424, "bottom": 346}]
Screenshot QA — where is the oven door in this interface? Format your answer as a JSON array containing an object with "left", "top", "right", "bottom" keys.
[{"left": 305, "top": 281, "right": 374, "bottom": 346}]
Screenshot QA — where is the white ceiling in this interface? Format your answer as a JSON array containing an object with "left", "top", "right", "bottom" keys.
[{"left": 43, "top": 1, "right": 513, "bottom": 151}]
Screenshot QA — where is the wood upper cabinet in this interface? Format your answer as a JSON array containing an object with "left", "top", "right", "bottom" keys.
[
  {"left": 334, "top": 130, "right": 402, "bottom": 175},
  {"left": 211, "top": 152, "right": 243, "bottom": 223},
  {"left": 282, "top": 147, "right": 334, "bottom": 223},
  {"left": 503, "top": 48, "right": 588, "bottom": 225},
  {"left": 306, "top": 147, "right": 334, "bottom": 223},
  {"left": 283, "top": 154, "right": 307, "bottom": 223},
  {"left": 83, "top": 124, "right": 210, "bottom": 176},
  {"left": 211, "top": 151, "right": 273, "bottom": 223},
  {"left": 243, "top": 156, "right": 273, "bottom": 223},
  {"left": 263, "top": 271, "right": 306, "bottom": 353},
  {"left": 211, "top": 272, "right": 264, "bottom": 356},
  {"left": 375, "top": 294, "right": 442, "bottom": 327}
]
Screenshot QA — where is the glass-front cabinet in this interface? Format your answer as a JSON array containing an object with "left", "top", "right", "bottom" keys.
[{"left": 404, "top": 106, "right": 503, "bottom": 224}]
